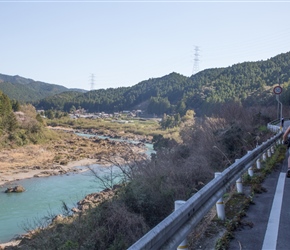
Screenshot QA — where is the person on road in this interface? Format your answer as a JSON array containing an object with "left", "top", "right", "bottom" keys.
[{"left": 282, "top": 125, "right": 290, "bottom": 177}]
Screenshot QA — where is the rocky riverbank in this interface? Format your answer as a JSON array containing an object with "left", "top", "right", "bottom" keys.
[
  {"left": 0, "top": 129, "right": 149, "bottom": 187},
  {"left": 0, "top": 186, "right": 122, "bottom": 249},
  {"left": 0, "top": 128, "right": 150, "bottom": 248}
]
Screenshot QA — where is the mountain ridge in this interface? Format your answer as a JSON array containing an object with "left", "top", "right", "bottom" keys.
[
  {"left": 0, "top": 73, "right": 87, "bottom": 102},
  {"left": 2, "top": 51, "right": 290, "bottom": 115}
]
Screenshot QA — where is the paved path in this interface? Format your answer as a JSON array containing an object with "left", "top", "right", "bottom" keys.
[{"left": 228, "top": 144, "right": 290, "bottom": 250}]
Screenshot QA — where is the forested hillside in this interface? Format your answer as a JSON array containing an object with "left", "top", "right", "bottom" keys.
[
  {"left": 0, "top": 90, "right": 50, "bottom": 148},
  {"left": 0, "top": 74, "right": 86, "bottom": 102},
  {"left": 0, "top": 91, "right": 15, "bottom": 135},
  {"left": 32, "top": 51, "right": 290, "bottom": 116}
]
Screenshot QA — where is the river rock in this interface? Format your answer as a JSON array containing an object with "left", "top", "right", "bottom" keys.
[
  {"left": 52, "top": 214, "right": 64, "bottom": 223},
  {"left": 5, "top": 185, "right": 25, "bottom": 193},
  {"left": 76, "top": 189, "right": 115, "bottom": 211},
  {"left": 71, "top": 207, "right": 81, "bottom": 213}
]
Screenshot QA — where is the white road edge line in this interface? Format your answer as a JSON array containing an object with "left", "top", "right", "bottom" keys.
[{"left": 262, "top": 173, "right": 286, "bottom": 250}]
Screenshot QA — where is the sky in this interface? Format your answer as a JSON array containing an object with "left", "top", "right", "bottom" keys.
[{"left": 1, "top": 1, "right": 290, "bottom": 91}]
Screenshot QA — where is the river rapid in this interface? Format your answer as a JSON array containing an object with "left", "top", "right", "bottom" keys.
[{"left": 0, "top": 133, "right": 154, "bottom": 244}]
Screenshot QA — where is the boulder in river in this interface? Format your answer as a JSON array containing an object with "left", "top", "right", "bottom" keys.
[{"left": 5, "top": 185, "right": 25, "bottom": 193}]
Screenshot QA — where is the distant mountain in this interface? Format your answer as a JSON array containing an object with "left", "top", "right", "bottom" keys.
[
  {"left": 0, "top": 74, "right": 87, "bottom": 102},
  {"left": 3, "top": 51, "right": 290, "bottom": 116},
  {"left": 32, "top": 51, "right": 290, "bottom": 116}
]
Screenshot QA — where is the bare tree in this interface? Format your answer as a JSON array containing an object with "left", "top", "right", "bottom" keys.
[{"left": 88, "top": 142, "right": 150, "bottom": 190}]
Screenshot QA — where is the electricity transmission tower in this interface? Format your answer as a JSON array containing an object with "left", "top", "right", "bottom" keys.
[
  {"left": 192, "top": 46, "right": 200, "bottom": 75},
  {"left": 90, "top": 73, "right": 95, "bottom": 90}
]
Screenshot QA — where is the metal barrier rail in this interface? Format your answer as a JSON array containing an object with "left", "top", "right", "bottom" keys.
[
  {"left": 268, "top": 124, "right": 281, "bottom": 132},
  {"left": 267, "top": 118, "right": 290, "bottom": 132},
  {"left": 128, "top": 131, "right": 283, "bottom": 250}
]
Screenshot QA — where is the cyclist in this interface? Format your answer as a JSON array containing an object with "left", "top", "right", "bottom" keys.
[{"left": 282, "top": 125, "right": 290, "bottom": 177}]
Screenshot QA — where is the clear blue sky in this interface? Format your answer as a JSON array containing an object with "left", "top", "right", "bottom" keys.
[{"left": 1, "top": 1, "right": 290, "bottom": 90}]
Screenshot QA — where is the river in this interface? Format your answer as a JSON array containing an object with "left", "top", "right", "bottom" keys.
[{"left": 0, "top": 133, "right": 154, "bottom": 244}]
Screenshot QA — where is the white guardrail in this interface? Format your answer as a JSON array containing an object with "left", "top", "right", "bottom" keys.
[
  {"left": 267, "top": 119, "right": 282, "bottom": 133},
  {"left": 128, "top": 124, "right": 283, "bottom": 250}
]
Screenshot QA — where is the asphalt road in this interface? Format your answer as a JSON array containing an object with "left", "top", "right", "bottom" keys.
[{"left": 228, "top": 127, "right": 290, "bottom": 250}]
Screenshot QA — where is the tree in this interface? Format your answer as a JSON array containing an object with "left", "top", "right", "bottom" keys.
[
  {"left": 11, "top": 100, "right": 20, "bottom": 112},
  {"left": 0, "top": 92, "right": 12, "bottom": 116},
  {"left": 45, "top": 110, "right": 54, "bottom": 119},
  {"left": 70, "top": 105, "right": 76, "bottom": 114},
  {"left": 182, "top": 109, "right": 195, "bottom": 122},
  {"left": 36, "top": 113, "right": 45, "bottom": 125},
  {"left": 148, "top": 97, "right": 171, "bottom": 115},
  {"left": 6, "top": 112, "right": 18, "bottom": 132},
  {"left": 0, "top": 91, "right": 15, "bottom": 134},
  {"left": 176, "top": 100, "right": 186, "bottom": 116}
]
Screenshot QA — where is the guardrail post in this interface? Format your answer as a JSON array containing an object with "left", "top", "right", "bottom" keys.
[
  {"left": 248, "top": 165, "right": 254, "bottom": 177},
  {"left": 234, "top": 159, "right": 243, "bottom": 193},
  {"left": 262, "top": 152, "right": 266, "bottom": 161},
  {"left": 236, "top": 177, "right": 243, "bottom": 193},
  {"left": 271, "top": 145, "right": 274, "bottom": 154},
  {"left": 215, "top": 172, "right": 225, "bottom": 220},
  {"left": 267, "top": 148, "right": 271, "bottom": 157},
  {"left": 247, "top": 151, "right": 254, "bottom": 177},
  {"left": 256, "top": 158, "right": 261, "bottom": 169},
  {"left": 174, "top": 200, "right": 188, "bottom": 250}
]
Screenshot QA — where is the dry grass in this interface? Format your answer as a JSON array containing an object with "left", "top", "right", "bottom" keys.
[
  {"left": 0, "top": 145, "right": 54, "bottom": 169},
  {"left": 0, "top": 129, "right": 147, "bottom": 185}
]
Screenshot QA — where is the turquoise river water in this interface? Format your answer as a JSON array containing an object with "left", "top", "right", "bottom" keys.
[{"left": 0, "top": 133, "right": 154, "bottom": 243}]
